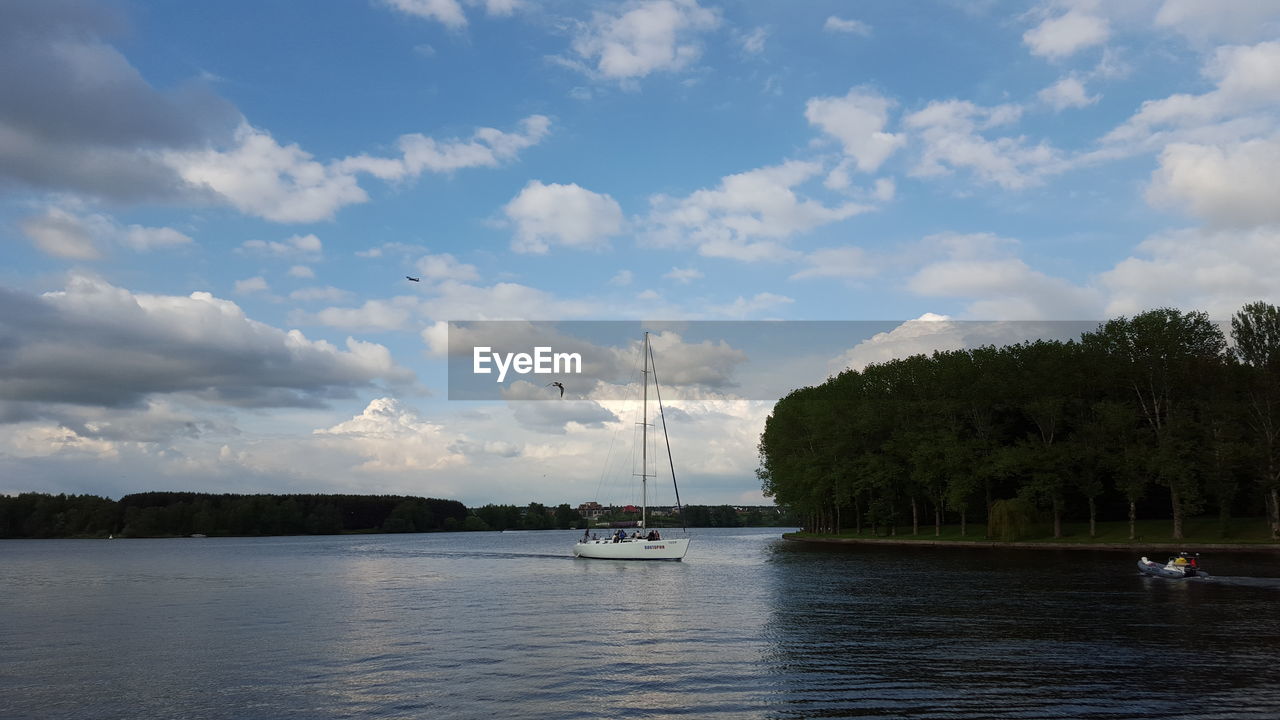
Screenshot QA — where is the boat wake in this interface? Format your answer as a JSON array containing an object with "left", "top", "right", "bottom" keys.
[{"left": 1199, "top": 575, "right": 1280, "bottom": 590}]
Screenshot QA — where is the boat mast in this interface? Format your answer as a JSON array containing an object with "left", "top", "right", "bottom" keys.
[{"left": 641, "top": 331, "right": 649, "bottom": 529}]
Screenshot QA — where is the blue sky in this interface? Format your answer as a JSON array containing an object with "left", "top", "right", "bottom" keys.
[{"left": 3, "top": 0, "right": 1279, "bottom": 506}]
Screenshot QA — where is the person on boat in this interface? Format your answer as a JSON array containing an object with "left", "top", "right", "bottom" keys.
[
  {"left": 614, "top": 528, "right": 626, "bottom": 543},
  {"left": 582, "top": 528, "right": 591, "bottom": 542}
]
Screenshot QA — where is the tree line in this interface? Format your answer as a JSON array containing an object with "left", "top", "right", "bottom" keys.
[
  {"left": 0, "top": 492, "right": 469, "bottom": 538},
  {"left": 758, "top": 304, "right": 1280, "bottom": 541}
]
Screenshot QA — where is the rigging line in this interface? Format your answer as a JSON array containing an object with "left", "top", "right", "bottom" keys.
[
  {"left": 593, "top": 335, "right": 646, "bottom": 504},
  {"left": 648, "top": 337, "right": 685, "bottom": 532}
]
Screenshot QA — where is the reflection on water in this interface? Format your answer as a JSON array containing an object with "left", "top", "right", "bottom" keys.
[
  {"left": 1, "top": 531, "right": 1278, "bottom": 719},
  {"left": 762, "top": 544, "right": 1280, "bottom": 719}
]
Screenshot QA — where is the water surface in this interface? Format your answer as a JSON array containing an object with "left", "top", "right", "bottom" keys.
[{"left": 3, "top": 529, "right": 1278, "bottom": 719}]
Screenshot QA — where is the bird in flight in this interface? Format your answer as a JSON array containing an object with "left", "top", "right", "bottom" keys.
[
  {"left": 406, "top": 276, "right": 420, "bottom": 282},
  {"left": 547, "top": 381, "right": 565, "bottom": 398}
]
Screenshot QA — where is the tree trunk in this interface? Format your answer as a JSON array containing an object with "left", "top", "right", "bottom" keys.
[
  {"left": 960, "top": 509, "right": 967, "bottom": 537},
  {"left": 854, "top": 494, "right": 862, "bottom": 535},
  {"left": 1170, "top": 484, "right": 1184, "bottom": 540},
  {"left": 1270, "top": 488, "right": 1279, "bottom": 539},
  {"left": 911, "top": 497, "right": 919, "bottom": 536},
  {"left": 1088, "top": 497, "right": 1097, "bottom": 538},
  {"left": 1128, "top": 500, "right": 1136, "bottom": 540},
  {"left": 934, "top": 502, "right": 942, "bottom": 537},
  {"left": 1053, "top": 496, "right": 1062, "bottom": 539}
]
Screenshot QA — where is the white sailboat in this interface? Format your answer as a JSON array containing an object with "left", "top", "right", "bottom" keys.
[{"left": 574, "top": 332, "right": 690, "bottom": 561}]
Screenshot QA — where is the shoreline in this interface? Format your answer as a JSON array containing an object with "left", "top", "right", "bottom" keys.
[{"left": 782, "top": 533, "right": 1280, "bottom": 553}]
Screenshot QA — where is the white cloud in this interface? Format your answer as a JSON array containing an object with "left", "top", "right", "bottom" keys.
[
  {"left": 645, "top": 160, "right": 871, "bottom": 261},
  {"left": 166, "top": 124, "right": 367, "bottom": 223},
  {"left": 906, "top": 232, "right": 1103, "bottom": 319},
  {"left": 313, "top": 397, "right": 466, "bottom": 472},
  {"left": 610, "top": 270, "right": 634, "bottom": 286},
  {"left": 1100, "top": 226, "right": 1280, "bottom": 318},
  {"left": 1154, "top": 0, "right": 1280, "bottom": 44},
  {"left": 790, "top": 246, "right": 875, "bottom": 280},
  {"left": 1104, "top": 41, "right": 1280, "bottom": 146},
  {"left": 1023, "top": 8, "right": 1109, "bottom": 59},
  {"left": 240, "top": 234, "right": 323, "bottom": 259},
  {"left": 344, "top": 114, "right": 550, "bottom": 178},
  {"left": 806, "top": 87, "right": 905, "bottom": 172},
  {"left": 1038, "top": 75, "right": 1099, "bottom": 111},
  {"left": 383, "top": 0, "right": 468, "bottom": 29},
  {"left": 504, "top": 181, "right": 625, "bottom": 254},
  {"left": 1146, "top": 135, "right": 1280, "bottom": 228},
  {"left": 167, "top": 116, "right": 549, "bottom": 223},
  {"left": 664, "top": 267, "right": 703, "bottom": 284},
  {"left": 824, "top": 17, "right": 871, "bottom": 36},
  {"left": 904, "top": 100, "right": 1064, "bottom": 189},
  {"left": 312, "top": 297, "right": 420, "bottom": 332},
  {"left": 288, "top": 265, "right": 315, "bottom": 279},
  {"left": 569, "top": 0, "right": 721, "bottom": 81},
  {"left": 415, "top": 252, "right": 480, "bottom": 282},
  {"left": 234, "top": 276, "right": 269, "bottom": 295},
  {"left": 20, "top": 206, "right": 192, "bottom": 259},
  {"left": 828, "top": 314, "right": 1086, "bottom": 374},
  {"left": 290, "top": 286, "right": 353, "bottom": 303},
  {"left": 740, "top": 27, "right": 768, "bottom": 54},
  {"left": 709, "top": 292, "right": 794, "bottom": 319}
]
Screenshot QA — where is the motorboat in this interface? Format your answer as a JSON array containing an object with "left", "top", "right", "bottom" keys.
[{"left": 1138, "top": 552, "right": 1207, "bottom": 579}]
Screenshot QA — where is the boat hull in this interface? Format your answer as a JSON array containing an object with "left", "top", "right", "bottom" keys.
[
  {"left": 1137, "top": 558, "right": 1206, "bottom": 579},
  {"left": 574, "top": 537, "right": 689, "bottom": 560}
]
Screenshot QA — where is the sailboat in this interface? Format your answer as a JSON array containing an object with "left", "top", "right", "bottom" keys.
[{"left": 574, "top": 332, "right": 690, "bottom": 561}]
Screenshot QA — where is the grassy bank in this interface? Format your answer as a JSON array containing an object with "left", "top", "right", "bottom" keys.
[{"left": 786, "top": 516, "right": 1280, "bottom": 550}]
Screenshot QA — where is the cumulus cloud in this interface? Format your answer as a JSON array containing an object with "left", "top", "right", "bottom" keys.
[
  {"left": 1038, "top": 75, "right": 1099, "bottom": 111},
  {"left": 904, "top": 100, "right": 1065, "bottom": 189},
  {"left": 168, "top": 115, "right": 550, "bottom": 223},
  {"left": 709, "top": 292, "right": 794, "bottom": 319},
  {"left": 21, "top": 206, "right": 193, "bottom": 259},
  {"left": 1023, "top": 7, "right": 1109, "bottom": 59},
  {"left": 806, "top": 87, "right": 905, "bottom": 173},
  {"left": 503, "top": 181, "right": 625, "bottom": 254},
  {"left": 313, "top": 397, "right": 466, "bottom": 471},
  {"left": 1100, "top": 226, "right": 1280, "bottom": 318},
  {"left": 828, "top": 314, "right": 1089, "bottom": 374},
  {"left": 906, "top": 232, "right": 1102, "bottom": 319},
  {"left": 1145, "top": 135, "right": 1280, "bottom": 228},
  {"left": 415, "top": 252, "right": 480, "bottom": 283},
  {"left": 234, "top": 276, "right": 269, "bottom": 295},
  {"left": 1104, "top": 40, "right": 1280, "bottom": 146},
  {"left": 645, "top": 160, "right": 871, "bottom": 261},
  {"left": 310, "top": 297, "right": 420, "bottom": 332},
  {"left": 0, "top": 275, "right": 414, "bottom": 418},
  {"left": 568, "top": 0, "right": 720, "bottom": 81}
]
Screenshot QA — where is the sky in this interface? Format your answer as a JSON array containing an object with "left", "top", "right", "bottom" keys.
[{"left": 2, "top": 0, "right": 1280, "bottom": 507}]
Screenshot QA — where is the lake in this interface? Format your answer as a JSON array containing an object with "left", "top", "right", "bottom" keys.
[{"left": 3, "top": 528, "right": 1279, "bottom": 719}]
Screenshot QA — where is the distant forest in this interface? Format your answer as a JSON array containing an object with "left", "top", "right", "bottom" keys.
[
  {"left": 0, "top": 492, "right": 469, "bottom": 539},
  {"left": 0, "top": 492, "right": 792, "bottom": 538},
  {"left": 758, "top": 305, "right": 1280, "bottom": 541}
]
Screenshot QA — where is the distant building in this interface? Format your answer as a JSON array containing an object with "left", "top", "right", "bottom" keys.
[{"left": 577, "top": 501, "right": 604, "bottom": 519}]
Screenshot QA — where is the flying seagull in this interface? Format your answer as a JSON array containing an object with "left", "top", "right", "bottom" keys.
[
  {"left": 547, "top": 381, "right": 565, "bottom": 398},
  {"left": 406, "top": 276, "right": 420, "bottom": 282}
]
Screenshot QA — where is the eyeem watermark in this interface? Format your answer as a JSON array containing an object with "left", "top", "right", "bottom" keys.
[{"left": 473, "top": 346, "right": 582, "bottom": 382}]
